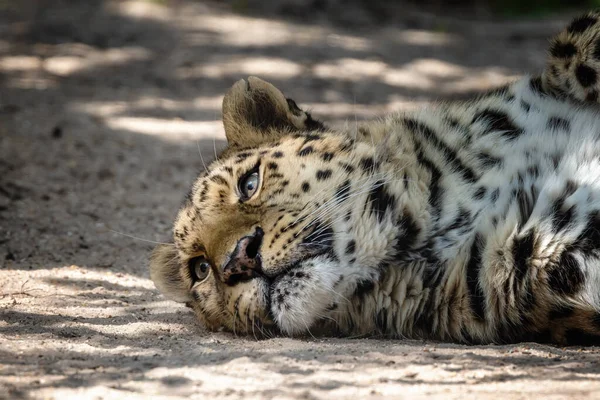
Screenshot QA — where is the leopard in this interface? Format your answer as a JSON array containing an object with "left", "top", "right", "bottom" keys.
[{"left": 150, "top": 12, "right": 600, "bottom": 345}]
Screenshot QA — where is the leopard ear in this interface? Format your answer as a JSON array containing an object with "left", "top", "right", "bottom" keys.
[
  {"left": 149, "top": 244, "right": 192, "bottom": 303},
  {"left": 222, "top": 76, "right": 326, "bottom": 148}
]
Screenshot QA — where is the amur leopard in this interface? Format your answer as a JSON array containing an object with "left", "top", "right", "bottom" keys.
[{"left": 150, "top": 13, "right": 600, "bottom": 345}]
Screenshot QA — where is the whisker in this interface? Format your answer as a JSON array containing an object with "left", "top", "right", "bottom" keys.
[
  {"left": 108, "top": 229, "right": 174, "bottom": 246},
  {"left": 197, "top": 140, "right": 209, "bottom": 173}
]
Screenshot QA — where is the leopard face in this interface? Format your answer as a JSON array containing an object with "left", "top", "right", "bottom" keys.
[{"left": 150, "top": 77, "right": 404, "bottom": 335}]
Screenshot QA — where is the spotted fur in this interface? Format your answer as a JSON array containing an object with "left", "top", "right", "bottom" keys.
[{"left": 150, "top": 17, "right": 600, "bottom": 345}]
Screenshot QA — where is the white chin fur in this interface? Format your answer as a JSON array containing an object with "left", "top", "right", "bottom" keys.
[{"left": 270, "top": 256, "right": 341, "bottom": 335}]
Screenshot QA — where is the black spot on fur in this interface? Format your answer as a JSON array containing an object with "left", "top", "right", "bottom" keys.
[
  {"left": 301, "top": 181, "right": 310, "bottom": 192},
  {"left": 346, "top": 240, "right": 356, "bottom": 255},
  {"left": 512, "top": 230, "right": 535, "bottom": 283},
  {"left": 366, "top": 180, "right": 396, "bottom": 223},
  {"left": 272, "top": 151, "right": 284, "bottom": 158},
  {"left": 567, "top": 15, "right": 597, "bottom": 34},
  {"left": 322, "top": 152, "right": 334, "bottom": 162},
  {"left": 302, "top": 219, "right": 334, "bottom": 251},
  {"left": 548, "top": 250, "right": 584, "bottom": 295},
  {"left": 394, "top": 213, "right": 420, "bottom": 254},
  {"left": 354, "top": 279, "right": 375, "bottom": 297},
  {"left": 530, "top": 76, "right": 546, "bottom": 95},
  {"left": 551, "top": 198, "right": 575, "bottom": 233},
  {"left": 359, "top": 157, "right": 376, "bottom": 172},
  {"left": 298, "top": 146, "right": 314, "bottom": 156},
  {"left": 472, "top": 109, "right": 523, "bottom": 140},
  {"left": 477, "top": 153, "right": 503, "bottom": 168},
  {"left": 547, "top": 116, "right": 571, "bottom": 132},
  {"left": 587, "top": 90, "right": 599, "bottom": 102},
  {"left": 579, "top": 212, "right": 600, "bottom": 253},
  {"left": 316, "top": 169, "right": 333, "bottom": 181},
  {"left": 490, "top": 188, "right": 500, "bottom": 203},
  {"left": 303, "top": 133, "right": 322, "bottom": 143},
  {"left": 340, "top": 163, "right": 355, "bottom": 174},
  {"left": 550, "top": 40, "right": 577, "bottom": 59},
  {"left": 405, "top": 118, "right": 477, "bottom": 182},
  {"left": 576, "top": 64, "right": 597, "bottom": 87},
  {"left": 414, "top": 146, "right": 443, "bottom": 219},
  {"left": 473, "top": 187, "right": 486, "bottom": 200},
  {"left": 516, "top": 186, "right": 536, "bottom": 226},
  {"left": 466, "top": 234, "right": 486, "bottom": 321},
  {"left": 334, "top": 180, "right": 351, "bottom": 203},
  {"left": 267, "top": 162, "right": 279, "bottom": 170},
  {"left": 520, "top": 100, "right": 531, "bottom": 113}
]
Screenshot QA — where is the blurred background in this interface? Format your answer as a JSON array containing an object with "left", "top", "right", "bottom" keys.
[{"left": 2, "top": 2, "right": 600, "bottom": 398}]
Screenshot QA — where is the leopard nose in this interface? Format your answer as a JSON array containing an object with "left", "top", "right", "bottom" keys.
[{"left": 222, "top": 227, "right": 264, "bottom": 285}]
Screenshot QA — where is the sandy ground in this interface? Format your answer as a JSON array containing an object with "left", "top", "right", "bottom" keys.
[{"left": 1, "top": 1, "right": 599, "bottom": 399}]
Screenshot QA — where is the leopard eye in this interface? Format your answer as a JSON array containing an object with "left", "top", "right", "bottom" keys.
[
  {"left": 238, "top": 166, "right": 260, "bottom": 201},
  {"left": 189, "top": 257, "right": 211, "bottom": 282}
]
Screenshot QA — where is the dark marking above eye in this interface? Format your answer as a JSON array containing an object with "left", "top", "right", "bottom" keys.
[
  {"left": 550, "top": 41, "right": 577, "bottom": 59},
  {"left": 210, "top": 175, "right": 228, "bottom": 185},
  {"left": 316, "top": 169, "right": 333, "bottom": 180},
  {"left": 567, "top": 15, "right": 597, "bottom": 34},
  {"left": 298, "top": 146, "right": 314, "bottom": 156},
  {"left": 575, "top": 64, "right": 597, "bottom": 87},
  {"left": 267, "top": 162, "right": 279, "bottom": 170}
]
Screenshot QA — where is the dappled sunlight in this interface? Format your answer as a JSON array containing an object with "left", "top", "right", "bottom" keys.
[
  {"left": 43, "top": 47, "right": 153, "bottom": 77},
  {"left": 105, "top": 117, "right": 224, "bottom": 140},
  {"left": 180, "top": 56, "right": 304, "bottom": 80}
]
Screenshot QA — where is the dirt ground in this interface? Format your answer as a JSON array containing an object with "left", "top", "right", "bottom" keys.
[{"left": 1, "top": 1, "right": 599, "bottom": 399}]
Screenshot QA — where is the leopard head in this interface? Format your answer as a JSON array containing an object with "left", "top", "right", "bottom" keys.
[{"left": 149, "top": 77, "right": 421, "bottom": 336}]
